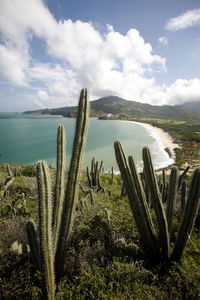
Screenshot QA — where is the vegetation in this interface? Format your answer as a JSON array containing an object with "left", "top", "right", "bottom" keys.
[
  {"left": 1, "top": 92, "right": 200, "bottom": 299},
  {"left": 24, "top": 95, "right": 200, "bottom": 121},
  {"left": 0, "top": 161, "right": 199, "bottom": 299}
]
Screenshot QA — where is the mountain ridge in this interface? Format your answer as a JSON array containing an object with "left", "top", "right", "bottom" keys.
[{"left": 24, "top": 96, "right": 200, "bottom": 121}]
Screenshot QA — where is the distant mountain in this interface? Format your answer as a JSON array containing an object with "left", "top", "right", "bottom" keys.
[
  {"left": 24, "top": 96, "right": 200, "bottom": 121},
  {"left": 179, "top": 100, "right": 200, "bottom": 113}
]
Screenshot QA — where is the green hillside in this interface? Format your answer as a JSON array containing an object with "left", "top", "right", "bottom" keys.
[{"left": 24, "top": 96, "right": 200, "bottom": 121}]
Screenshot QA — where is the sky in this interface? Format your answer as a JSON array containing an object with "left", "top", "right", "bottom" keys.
[{"left": 0, "top": 0, "right": 200, "bottom": 111}]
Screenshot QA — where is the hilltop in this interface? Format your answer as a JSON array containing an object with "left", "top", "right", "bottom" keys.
[{"left": 24, "top": 96, "right": 200, "bottom": 121}]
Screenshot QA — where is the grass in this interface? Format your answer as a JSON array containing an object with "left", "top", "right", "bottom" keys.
[{"left": 0, "top": 163, "right": 199, "bottom": 299}]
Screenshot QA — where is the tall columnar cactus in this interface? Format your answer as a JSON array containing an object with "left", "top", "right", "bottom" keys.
[
  {"left": 53, "top": 125, "right": 66, "bottom": 252},
  {"left": 114, "top": 140, "right": 200, "bottom": 266},
  {"left": 171, "top": 168, "right": 200, "bottom": 262},
  {"left": 142, "top": 147, "right": 170, "bottom": 260},
  {"left": 55, "top": 88, "right": 89, "bottom": 276},
  {"left": 26, "top": 89, "right": 90, "bottom": 297},
  {"left": 37, "top": 161, "right": 55, "bottom": 299},
  {"left": 115, "top": 142, "right": 160, "bottom": 261}
]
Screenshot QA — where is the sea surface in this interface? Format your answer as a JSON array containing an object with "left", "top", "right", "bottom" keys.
[{"left": 0, "top": 113, "right": 173, "bottom": 172}]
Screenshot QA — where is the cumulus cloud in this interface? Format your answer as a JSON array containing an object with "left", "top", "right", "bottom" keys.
[
  {"left": 166, "top": 8, "right": 200, "bottom": 31},
  {"left": 158, "top": 36, "right": 168, "bottom": 47},
  {"left": 37, "top": 90, "right": 49, "bottom": 101},
  {"left": 0, "top": 45, "right": 29, "bottom": 86},
  {"left": 0, "top": 0, "right": 199, "bottom": 109}
]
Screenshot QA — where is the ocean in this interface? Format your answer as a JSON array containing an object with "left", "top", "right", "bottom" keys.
[{"left": 0, "top": 113, "right": 173, "bottom": 171}]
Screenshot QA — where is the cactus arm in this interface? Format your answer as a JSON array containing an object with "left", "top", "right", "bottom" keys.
[
  {"left": 166, "top": 167, "right": 179, "bottom": 235},
  {"left": 53, "top": 125, "right": 66, "bottom": 252},
  {"left": 86, "top": 166, "right": 92, "bottom": 188},
  {"left": 142, "top": 147, "right": 170, "bottom": 260},
  {"left": 114, "top": 141, "right": 160, "bottom": 260},
  {"left": 181, "top": 180, "right": 187, "bottom": 215},
  {"left": 55, "top": 88, "right": 89, "bottom": 277},
  {"left": 178, "top": 166, "right": 190, "bottom": 189},
  {"left": 26, "top": 220, "right": 41, "bottom": 271},
  {"left": 171, "top": 168, "right": 200, "bottom": 262},
  {"left": 37, "top": 161, "right": 55, "bottom": 300}
]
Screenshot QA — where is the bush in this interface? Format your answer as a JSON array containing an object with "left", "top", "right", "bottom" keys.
[{"left": 21, "top": 165, "right": 36, "bottom": 177}]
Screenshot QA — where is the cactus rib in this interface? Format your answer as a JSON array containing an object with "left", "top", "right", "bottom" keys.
[
  {"left": 171, "top": 168, "right": 200, "bottom": 262},
  {"left": 55, "top": 88, "right": 89, "bottom": 277},
  {"left": 142, "top": 147, "right": 170, "bottom": 260},
  {"left": 37, "top": 161, "right": 55, "bottom": 300}
]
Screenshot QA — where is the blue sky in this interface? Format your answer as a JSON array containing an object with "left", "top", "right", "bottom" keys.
[{"left": 0, "top": 0, "right": 200, "bottom": 111}]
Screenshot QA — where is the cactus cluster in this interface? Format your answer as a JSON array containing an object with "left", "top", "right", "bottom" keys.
[
  {"left": 86, "top": 157, "right": 104, "bottom": 192},
  {"left": 114, "top": 141, "right": 200, "bottom": 266},
  {"left": 26, "top": 89, "right": 89, "bottom": 299}
]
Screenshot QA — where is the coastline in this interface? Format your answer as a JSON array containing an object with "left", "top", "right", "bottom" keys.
[
  {"left": 137, "top": 122, "right": 180, "bottom": 161},
  {"left": 126, "top": 120, "right": 181, "bottom": 170}
]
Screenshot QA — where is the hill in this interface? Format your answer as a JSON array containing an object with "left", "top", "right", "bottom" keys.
[
  {"left": 24, "top": 96, "right": 200, "bottom": 121},
  {"left": 180, "top": 100, "right": 200, "bottom": 113}
]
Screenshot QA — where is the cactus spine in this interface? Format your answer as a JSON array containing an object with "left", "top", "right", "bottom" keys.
[
  {"left": 26, "top": 220, "right": 41, "bottom": 271},
  {"left": 55, "top": 88, "right": 89, "bottom": 277},
  {"left": 87, "top": 157, "right": 103, "bottom": 190},
  {"left": 114, "top": 141, "right": 160, "bottom": 260},
  {"left": 166, "top": 166, "right": 178, "bottom": 234},
  {"left": 26, "top": 89, "right": 90, "bottom": 296},
  {"left": 142, "top": 147, "right": 170, "bottom": 260},
  {"left": 171, "top": 168, "right": 200, "bottom": 262},
  {"left": 114, "top": 141, "right": 200, "bottom": 266},
  {"left": 53, "top": 125, "right": 66, "bottom": 252},
  {"left": 37, "top": 161, "right": 55, "bottom": 300}
]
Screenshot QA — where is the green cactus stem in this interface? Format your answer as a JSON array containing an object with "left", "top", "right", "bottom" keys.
[
  {"left": 37, "top": 161, "right": 55, "bottom": 300},
  {"left": 55, "top": 88, "right": 89, "bottom": 278},
  {"left": 166, "top": 167, "right": 178, "bottom": 235},
  {"left": 142, "top": 147, "right": 170, "bottom": 261},
  {"left": 26, "top": 220, "right": 41, "bottom": 271},
  {"left": 171, "top": 168, "right": 200, "bottom": 262},
  {"left": 114, "top": 141, "right": 160, "bottom": 260},
  {"left": 180, "top": 180, "right": 187, "bottom": 216},
  {"left": 53, "top": 125, "right": 66, "bottom": 252}
]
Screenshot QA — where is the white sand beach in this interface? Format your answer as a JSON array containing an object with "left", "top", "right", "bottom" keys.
[
  {"left": 138, "top": 122, "right": 181, "bottom": 161},
  {"left": 125, "top": 121, "right": 181, "bottom": 167}
]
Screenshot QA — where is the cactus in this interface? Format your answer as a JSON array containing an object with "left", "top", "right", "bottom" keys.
[
  {"left": 53, "top": 125, "right": 66, "bottom": 252},
  {"left": 171, "top": 168, "right": 200, "bottom": 262},
  {"left": 114, "top": 140, "right": 200, "bottom": 266},
  {"left": 166, "top": 166, "right": 178, "bottom": 235},
  {"left": 26, "top": 89, "right": 89, "bottom": 297},
  {"left": 26, "top": 220, "right": 41, "bottom": 271},
  {"left": 86, "top": 158, "right": 103, "bottom": 191},
  {"left": 142, "top": 147, "right": 170, "bottom": 260},
  {"left": 178, "top": 165, "right": 190, "bottom": 189},
  {"left": 114, "top": 141, "right": 160, "bottom": 261},
  {"left": 55, "top": 88, "right": 89, "bottom": 277},
  {"left": 0, "top": 164, "right": 14, "bottom": 199},
  {"left": 180, "top": 180, "right": 187, "bottom": 216},
  {"left": 37, "top": 161, "right": 55, "bottom": 300}
]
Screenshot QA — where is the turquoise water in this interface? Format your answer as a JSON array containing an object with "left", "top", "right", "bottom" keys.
[{"left": 0, "top": 113, "right": 172, "bottom": 171}]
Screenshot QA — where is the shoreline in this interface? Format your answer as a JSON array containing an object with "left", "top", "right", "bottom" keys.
[
  {"left": 124, "top": 120, "right": 181, "bottom": 170},
  {"left": 136, "top": 122, "right": 180, "bottom": 161}
]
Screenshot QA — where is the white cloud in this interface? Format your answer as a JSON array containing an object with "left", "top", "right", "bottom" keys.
[
  {"left": 166, "top": 8, "right": 200, "bottom": 31},
  {"left": 37, "top": 90, "right": 49, "bottom": 101},
  {"left": 0, "top": 45, "right": 29, "bottom": 86},
  {"left": 0, "top": 0, "right": 199, "bottom": 109},
  {"left": 158, "top": 36, "right": 168, "bottom": 47}
]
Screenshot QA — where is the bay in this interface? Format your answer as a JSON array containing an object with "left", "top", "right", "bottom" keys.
[{"left": 0, "top": 113, "right": 172, "bottom": 171}]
